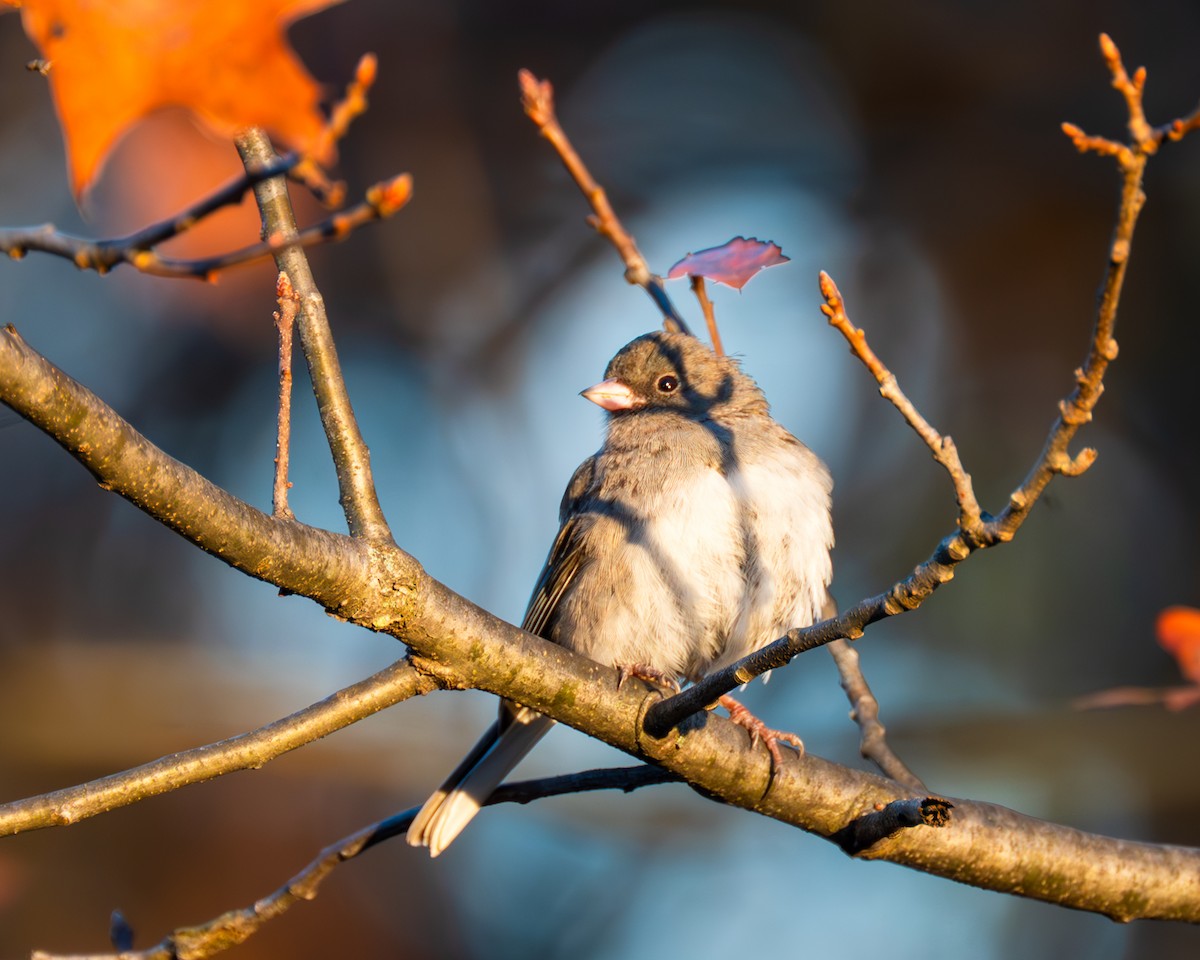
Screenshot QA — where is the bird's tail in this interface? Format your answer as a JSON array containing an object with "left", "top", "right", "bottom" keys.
[{"left": 406, "top": 708, "right": 555, "bottom": 857}]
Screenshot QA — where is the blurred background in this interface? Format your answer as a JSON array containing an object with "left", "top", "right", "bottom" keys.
[{"left": 2, "top": 0, "right": 1199, "bottom": 957}]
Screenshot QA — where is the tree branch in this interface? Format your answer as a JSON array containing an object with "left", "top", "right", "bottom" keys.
[
  {"left": 827, "top": 639, "right": 926, "bottom": 792},
  {"left": 234, "top": 129, "right": 394, "bottom": 543},
  {"left": 29, "top": 766, "right": 682, "bottom": 960},
  {"left": 0, "top": 323, "right": 373, "bottom": 599},
  {"left": 0, "top": 155, "right": 297, "bottom": 274},
  {"left": 517, "top": 69, "right": 690, "bottom": 334},
  {"left": 644, "top": 32, "right": 1198, "bottom": 735},
  {"left": 2, "top": 306, "right": 1199, "bottom": 922},
  {"left": 4, "top": 32, "right": 1200, "bottom": 934},
  {"left": 272, "top": 273, "right": 299, "bottom": 519},
  {"left": 0, "top": 660, "right": 430, "bottom": 836}
]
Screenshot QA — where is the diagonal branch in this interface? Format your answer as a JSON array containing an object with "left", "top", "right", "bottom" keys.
[
  {"left": 0, "top": 323, "right": 372, "bottom": 598},
  {"left": 29, "top": 766, "right": 682, "bottom": 960},
  {"left": 0, "top": 155, "right": 296, "bottom": 274},
  {"left": 819, "top": 273, "right": 984, "bottom": 535},
  {"left": 827, "top": 639, "right": 926, "bottom": 792},
  {"left": 3, "top": 285, "right": 1200, "bottom": 922},
  {"left": 0, "top": 660, "right": 430, "bottom": 837},
  {"left": 235, "top": 129, "right": 394, "bottom": 543},
  {"left": 0, "top": 163, "right": 412, "bottom": 280},
  {"left": 644, "top": 32, "right": 1195, "bottom": 737},
  {"left": 5, "top": 34, "right": 1200, "bottom": 934},
  {"left": 518, "top": 69, "right": 690, "bottom": 334}
]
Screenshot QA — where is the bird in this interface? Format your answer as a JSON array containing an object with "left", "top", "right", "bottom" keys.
[{"left": 407, "top": 330, "right": 833, "bottom": 856}]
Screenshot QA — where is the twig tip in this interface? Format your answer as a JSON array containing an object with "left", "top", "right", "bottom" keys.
[{"left": 356, "top": 53, "right": 378, "bottom": 87}]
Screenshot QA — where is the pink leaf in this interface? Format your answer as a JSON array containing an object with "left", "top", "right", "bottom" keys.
[{"left": 667, "top": 236, "right": 790, "bottom": 291}]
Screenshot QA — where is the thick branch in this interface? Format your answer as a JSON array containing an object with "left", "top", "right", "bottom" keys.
[
  {"left": 1, "top": 319, "right": 1198, "bottom": 921},
  {"left": 0, "top": 324, "right": 373, "bottom": 602},
  {"left": 0, "top": 660, "right": 429, "bottom": 836},
  {"left": 234, "top": 129, "right": 393, "bottom": 543}
]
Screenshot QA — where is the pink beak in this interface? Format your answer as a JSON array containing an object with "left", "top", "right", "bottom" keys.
[{"left": 580, "top": 378, "right": 642, "bottom": 411}]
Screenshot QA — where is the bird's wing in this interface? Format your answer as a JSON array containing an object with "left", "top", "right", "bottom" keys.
[
  {"left": 521, "top": 454, "right": 596, "bottom": 637},
  {"left": 406, "top": 455, "right": 598, "bottom": 856}
]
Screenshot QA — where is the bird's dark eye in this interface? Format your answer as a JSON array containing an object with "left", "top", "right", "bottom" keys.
[{"left": 656, "top": 374, "right": 679, "bottom": 394}]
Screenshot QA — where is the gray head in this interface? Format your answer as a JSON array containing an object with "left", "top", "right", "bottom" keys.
[{"left": 581, "top": 332, "right": 768, "bottom": 421}]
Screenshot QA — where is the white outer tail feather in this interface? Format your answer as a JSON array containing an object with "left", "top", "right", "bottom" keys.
[{"left": 406, "top": 712, "right": 556, "bottom": 857}]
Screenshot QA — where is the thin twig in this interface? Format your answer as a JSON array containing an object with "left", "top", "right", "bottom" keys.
[
  {"left": 31, "top": 766, "right": 681, "bottom": 960},
  {"left": 0, "top": 167, "right": 411, "bottom": 280},
  {"left": 517, "top": 69, "right": 690, "bottom": 334},
  {"left": 309, "top": 53, "right": 378, "bottom": 180},
  {"left": 690, "top": 275, "right": 724, "bottom": 356},
  {"left": 819, "top": 272, "right": 984, "bottom": 536},
  {"left": 645, "top": 33, "right": 1198, "bottom": 738},
  {"left": 1072, "top": 684, "right": 1200, "bottom": 712},
  {"left": 827, "top": 639, "right": 926, "bottom": 791},
  {"left": 293, "top": 53, "right": 381, "bottom": 207},
  {"left": 273, "top": 273, "right": 300, "bottom": 519},
  {"left": 0, "top": 660, "right": 429, "bottom": 837},
  {"left": 236, "top": 130, "right": 395, "bottom": 543},
  {"left": 0, "top": 155, "right": 296, "bottom": 274},
  {"left": 6, "top": 301, "right": 1200, "bottom": 922}
]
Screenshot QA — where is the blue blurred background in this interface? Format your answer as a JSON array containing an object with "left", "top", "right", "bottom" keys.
[{"left": 2, "top": 1, "right": 1199, "bottom": 957}]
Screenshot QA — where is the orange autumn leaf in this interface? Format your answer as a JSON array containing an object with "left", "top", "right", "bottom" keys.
[
  {"left": 1156, "top": 605, "right": 1200, "bottom": 684},
  {"left": 6, "top": 0, "right": 342, "bottom": 198}
]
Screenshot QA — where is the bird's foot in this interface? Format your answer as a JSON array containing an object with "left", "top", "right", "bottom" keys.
[
  {"left": 617, "top": 663, "right": 682, "bottom": 695},
  {"left": 719, "top": 695, "right": 804, "bottom": 768}
]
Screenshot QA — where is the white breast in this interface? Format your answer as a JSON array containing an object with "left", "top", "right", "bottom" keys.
[{"left": 560, "top": 435, "right": 832, "bottom": 684}]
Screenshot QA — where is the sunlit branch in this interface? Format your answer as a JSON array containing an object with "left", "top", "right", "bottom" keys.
[
  {"left": 0, "top": 660, "right": 428, "bottom": 837},
  {"left": 0, "top": 155, "right": 297, "bottom": 274},
  {"left": 827, "top": 638, "right": 926, "bottom": 792},
  {"left": 235, "top": 129, "right": 395, "bottom": 543},
  {"left": 29, "top": 767, "right": 681, "bottom": 960},
  {"left": 645, "top": 32, "right": 1197, "bottom": 736},
  {"left": 517, "top": 69, "right": 690, "bottom": 335},
  {"left": 273, "top": 273, "right": 300, "bottom": 519}
]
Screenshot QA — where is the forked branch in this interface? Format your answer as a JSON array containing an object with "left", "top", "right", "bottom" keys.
[
  {"left": 518, "top": 69, "right": 690, "bottom": 334},
  {"left": 645, "top": 32, "right": 1199, "bottom": 736}
]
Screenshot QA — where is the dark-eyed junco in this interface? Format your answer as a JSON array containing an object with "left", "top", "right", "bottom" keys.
[{"left": 407, "top": 331, "right": 833, "bottom": 856}]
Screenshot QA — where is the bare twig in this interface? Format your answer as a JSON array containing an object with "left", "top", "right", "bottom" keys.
[
  {"left": 235, "top": 130, "right": 395, "bottom": 543},
  {"left": 0, "top": 165, "right": 411, "bottom": 280},
  {"left": 0, "top": 155, "right": 296, "bottom": 274},
  {"left": 6, "top": 34, "right": 1200, "bottom": 933},
  {"left": 1073, "top": 684, "right": 1200, "bottom": 712},
  {"left": 517, "top": 69, "right": 690, "bottom": 334},
  {"left": 827, "top": 639, "right": 926, "bottom": 792},
  {"left": 0, "top": 660, "right": 429, "bottom": 837},
  {"left": 819, "top": 272, "right": 984, "bottom": 535},
  {"left": 273, "top": 273, "right": 300, "bottom": 519},
  {"left": 6, "top": 315, "right": 1200, "bottom": 922},
  {"left": 645, "top": 33, "right": 1196, "bottom": 737},
  {"left": 310, "top": 53, "right": 378, "bottom": 178},
  {"left": 690, "top": 275, "right": 724, "bottom": 356},
  {"left": 30, "top": 766, "right": 680, "bottom": 960},
  {"left": 293, "top": 53, "right": 380, "bottom": 207}
]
